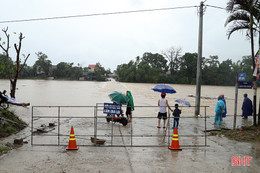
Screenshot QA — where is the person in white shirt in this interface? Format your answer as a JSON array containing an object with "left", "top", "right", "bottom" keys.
[{"left": 157, "top": 92, "right": 173, "bottom": 128}]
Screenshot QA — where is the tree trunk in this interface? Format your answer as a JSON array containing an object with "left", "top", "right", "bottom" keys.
[
  {"left": 250, "top": 12, "right": 257, "bottom": 126},
  {"left": 10, "top": 79, "right": 17, "bottom": 98},
  {"left": 258, "top": 25, "right": 260, "bottom": 126}
]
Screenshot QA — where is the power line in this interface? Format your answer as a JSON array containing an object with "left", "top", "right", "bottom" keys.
[
  {"left": 0, "top": 6, "right": 197, "bottom": 24},
  {"left": 206, "top": 4, "right": 226, "bottom": 10}
]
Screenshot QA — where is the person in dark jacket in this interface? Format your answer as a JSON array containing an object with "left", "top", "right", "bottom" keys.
[
  {"left": 242, "top": 93, "right": 253, "bottom": 119},
  {"left": 172, "top": 104, "right": 181, "bottom": 129},
  {"left": 0, "top": 90, "right": 8, "bottom": 105}
]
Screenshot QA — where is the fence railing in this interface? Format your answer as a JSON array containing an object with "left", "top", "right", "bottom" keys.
[{"left": 31, "top": 105, "right": 209, "bottom": 147}]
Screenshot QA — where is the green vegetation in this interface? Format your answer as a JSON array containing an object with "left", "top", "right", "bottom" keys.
[
  {"left": 209, "top": 126, "right": 260, "bottom": 142},
  {"left": 0, "top": 50, "right": 254, "bottom": 85},
  {"left": 225, "top": 0, "right": 260, "bottom": 70},
  {"left": 0, "top": 108, "right": 27, "bottom": 138},
  {"left": 0, "top": 145, "right": 8, "bottom": 153},
  {"left": 0, "top": 52, "right": 111, "bottom": 81},
  {"left": 0, "top": 108, "right": 27, "bottom": 156},
  {"left": 116, "top": 52, "right": 253, "bottom": 85}
]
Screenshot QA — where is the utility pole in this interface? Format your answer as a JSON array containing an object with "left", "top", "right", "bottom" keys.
[{"left": 195, "top": 1, "right": 204, "bottom": 116}]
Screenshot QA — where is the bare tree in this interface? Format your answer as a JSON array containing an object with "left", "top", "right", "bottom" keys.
[
  {"left": 162, "top": 47, "right": 182, "bottom": 75},
  {"left": 0, "top": 27, "right": 30, "bottom": 98}
]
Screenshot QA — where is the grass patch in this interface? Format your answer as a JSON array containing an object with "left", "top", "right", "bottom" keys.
[
  {"left": 0, "top": 145, "right": 8, "bottom": 153},
  {"left": 209, "top": 126, "right": 260, "bottom": 142},
  {"left": 0, "top": 146, "right": 10, "bottom": 155},
  {"left": 5, "top": 126, "right": 15, "bottom": 133},
  {"left": 0, "top": 108, "right": 27, "bottom": 138}
]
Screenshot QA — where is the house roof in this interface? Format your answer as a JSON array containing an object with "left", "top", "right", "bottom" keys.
[{"left": 88, "top": 64, "right": 96, "bottom": 69}]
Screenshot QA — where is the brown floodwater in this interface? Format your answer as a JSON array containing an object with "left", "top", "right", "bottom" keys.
[{"left": 0, "top": 79, "right": 257, "bottom": 116}]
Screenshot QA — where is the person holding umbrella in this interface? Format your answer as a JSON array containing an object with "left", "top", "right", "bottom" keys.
[
  {"left": 126, "top": 91, "right": 134, "bottom": 122},
  {"left": 157, "top": 92, "right": 173, "bottom": 128}
]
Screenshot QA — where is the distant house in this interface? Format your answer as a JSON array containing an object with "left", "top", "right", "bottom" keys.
[
  {"left": 88, "top": 64, "right": 105, "bottom": 72},
  {"left": 88, "top": 64, "right": 96, "bottom": 72}
]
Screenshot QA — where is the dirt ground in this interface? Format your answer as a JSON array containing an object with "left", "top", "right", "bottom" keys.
[
  {"left": 0, "top": 80, "right": 260, "bottom": 173},
  {"left": 209, "top": 126, "right": 260, "bottom": 143}
]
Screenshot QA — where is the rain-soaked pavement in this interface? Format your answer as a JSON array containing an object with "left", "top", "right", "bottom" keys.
[{"left": 0, "top": 80, "right": 260, "bottom": 172}]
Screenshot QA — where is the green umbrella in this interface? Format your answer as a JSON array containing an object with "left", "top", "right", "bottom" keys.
[{"left": 109, "top": 91, "right": 129, "bottom": 105}]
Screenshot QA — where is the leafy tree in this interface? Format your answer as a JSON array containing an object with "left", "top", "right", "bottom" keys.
[
  {"left": 33, "top": 52, "right": 52, "bottom": 79},
  {"left": 178, "top": 53, "right": 197, "bottom": 84},
  {"left": 218, "top": 59, "right": 235, "bottom": 85},
  {"left": 53, "top": 62, "right": 73, "bottom": 79},
  {"left": 94, "top": 62, "right": 105, "bottom": 81},
  {"left": 117, "top": 60, "right": 137, "bottom": 82},
  {"left": 202, "top": 56, "right": 220, "bottom": 85},
  {"left": 225, "top": 0, "right": 260, "bottom": 126},
  {"left": 20, "top": 64, "right": 35, "bottom": 78},
  {"left": 116, "top": 53, "right": 167, "bottom": 83},
  {"left": 117, "top": 63, "right": 128, "bottom": 82},
  {"left": 136, "top": 61, "right": 151, "bottom": 82},
  {"left": 232, "top": 56, "right": 253, "bottom": 81},
  {"left": 142, "top": 52, "right": 168, "bottom": 71},
  {"left": 225, "top": 0, "right": 260, "bottom": 70},
  {"left": 71, "top": 65, "right": 83, "bottom": 80},
  {"left": 240, "top": 55, "right": 254, "bottom": 81},
  {"left": 0, "top": 54, "right": 13, "bottom": 79}
]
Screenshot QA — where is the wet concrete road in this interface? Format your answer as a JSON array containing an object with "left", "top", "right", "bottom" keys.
[{"left": 1, "top": 114, "right": 259, "bottom": 173}]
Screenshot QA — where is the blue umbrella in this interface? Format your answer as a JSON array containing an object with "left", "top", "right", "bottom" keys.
[
  {"left": 175, "top": 99, "right": 191, "bottom": 107},
  {"left": 152, "top": 84, "right": 176, "bottom": 94}
]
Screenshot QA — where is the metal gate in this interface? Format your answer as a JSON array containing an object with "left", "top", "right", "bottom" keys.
[{"left": 31, "top": 105, "right": 209, "bottom": 147}]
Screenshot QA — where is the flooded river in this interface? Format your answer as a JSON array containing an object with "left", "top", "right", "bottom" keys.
[{"left": 0, "top": 79, "right": 257, "bottom": 117}]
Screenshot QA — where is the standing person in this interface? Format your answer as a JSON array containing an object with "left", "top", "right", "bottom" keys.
[
  {"left": 212, "top": 95, "right": 225, "bottom": 126},
  {"left": 126, "top": 91, "right": 134, "bottom": 122},
  {"left": 242, "top": 93, "right": 253, "bottom": 119},
  {"left": 157, "top": 92, "right": 173, "bottom": 128},
  {"left": 221, "top": 94, "right": 227, "bottom": 119},
  {"left": 172, "top": 104, "right": 181, "bottom": 129}
]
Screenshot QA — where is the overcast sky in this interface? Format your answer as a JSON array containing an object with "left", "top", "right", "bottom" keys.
[{"left": 0, "top": 0, "right": 257, "bottom": 71}]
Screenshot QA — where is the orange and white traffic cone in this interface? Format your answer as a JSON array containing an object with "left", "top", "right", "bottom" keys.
[
  {"left": 169, "top": 127, "right": 182, "bottom": 150},
  {"left": 66, "top": 126, "right": 79, "bottom": 150}
]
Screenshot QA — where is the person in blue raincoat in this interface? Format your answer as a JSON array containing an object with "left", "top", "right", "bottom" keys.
[
  {"left": 221, "top": 94, "right": 227, "bottom": 119},
  {"left": 213, "top": 95, "right": 225, "bottom": 125},
  {"left": 242, "top": 93, "right": 253, "bottom": 119}
]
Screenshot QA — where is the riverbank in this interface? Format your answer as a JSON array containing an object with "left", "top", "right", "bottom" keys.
[
  {"left": 0, "top": 108, "right": 27, "bottom": 155},
  {"left": 209, "top": 125, "right": 260, "bottom": 143}
]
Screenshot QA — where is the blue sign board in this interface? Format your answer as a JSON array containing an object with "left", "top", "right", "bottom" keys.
[
  {"left": 238, "top": 73, "right": 246, "bottom": 82},
  {"left": 238, "top": 81, "right": 252, "bottom": 89},
  {"left": 103, "top": 103, "right": 121, "bottom": 114}
]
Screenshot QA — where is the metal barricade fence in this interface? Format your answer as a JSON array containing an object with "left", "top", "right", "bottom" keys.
[{"left": 31, "top": 105, "right": 209, "bottom": 147}]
